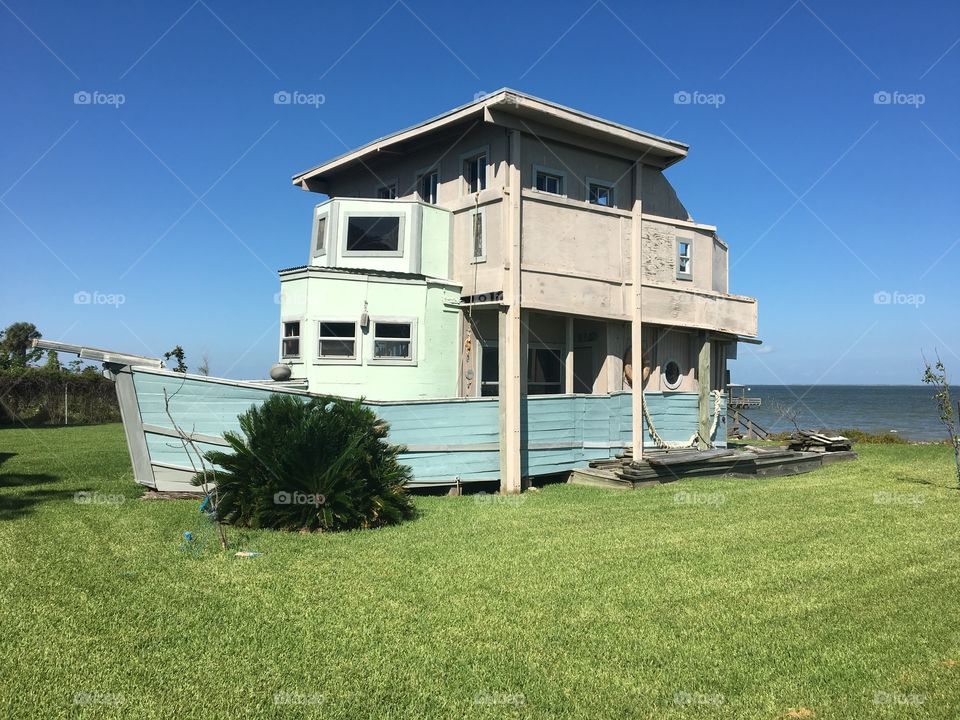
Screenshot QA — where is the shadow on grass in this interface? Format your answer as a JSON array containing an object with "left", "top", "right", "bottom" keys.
[{"left": 0, "top": 454, "right": 74, "bottom": 520}]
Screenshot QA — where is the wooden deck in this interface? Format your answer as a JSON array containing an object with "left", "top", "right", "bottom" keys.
[{"left": 569, "top": 445, "right": 857, "bottom": 489}]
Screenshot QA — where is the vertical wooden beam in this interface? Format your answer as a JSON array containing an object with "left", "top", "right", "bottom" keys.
[
  {"left": 630, "top": 162, "right": 644, "bottom": 459},
  {"left": 698, "top": 332, "right": 712, "bottom": 449},
  {"left": 565, "top": 316, "right": 575, "bottom": 393},
  {"left": 499, "top": 129, "right": 523, "bottom": 494}
]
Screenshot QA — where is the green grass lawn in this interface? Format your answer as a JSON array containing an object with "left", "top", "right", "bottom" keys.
[{"left": 1, "top": 424, "right": 959, "bottom": 719}]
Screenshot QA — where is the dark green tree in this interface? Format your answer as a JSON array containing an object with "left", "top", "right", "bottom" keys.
[
  {"left": 0, "top": 322, "right": 42, "bottom": 369},
  {"left": 196, "top": 394, "right": 415, "bottom": 532}
]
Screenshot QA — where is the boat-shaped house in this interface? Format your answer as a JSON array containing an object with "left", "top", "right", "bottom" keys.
[{"left": 41, "top": 90, "right": 759, "bottom": 493}]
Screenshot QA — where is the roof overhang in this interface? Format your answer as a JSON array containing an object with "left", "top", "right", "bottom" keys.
[{"left": 292, "top": 89, "right": 689, "bottom": 192}]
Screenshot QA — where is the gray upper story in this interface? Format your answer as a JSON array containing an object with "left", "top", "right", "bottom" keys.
[{"left": 291, "top": 89, "right": 757, "bottom": 339}]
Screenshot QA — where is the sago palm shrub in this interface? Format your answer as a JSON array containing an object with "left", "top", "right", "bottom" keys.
[{"left": 195, "top": 393, "right": 415, "bottom": 531}]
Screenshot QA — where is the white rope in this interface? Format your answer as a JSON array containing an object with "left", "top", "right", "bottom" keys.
[{"left": 642, "top": 390, "right": 723, "bottom": 450}]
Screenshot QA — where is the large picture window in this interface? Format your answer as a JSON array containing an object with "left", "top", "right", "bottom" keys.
[
  {"left": 345, "top": 216, "right": 401, "bottom": 253},
  {"left": 318, "top": 321, "right": 358, "bottom": 360}
]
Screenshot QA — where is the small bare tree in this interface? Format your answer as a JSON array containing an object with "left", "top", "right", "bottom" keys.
[
  {"left": 197, "top": 351, "right": 210, "bottom": 377},
  {"left": 922, "top": 354, "right": 960, "bottom": 488},
  {"left": 773, "top": 401, "right": 803, "bottom": 433}
]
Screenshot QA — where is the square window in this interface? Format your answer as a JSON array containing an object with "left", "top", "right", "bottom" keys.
[
  {"left": 528, "top": 346, "right": 563, "bottom": 394},
  {"left": 588, "top": 182, "right": 614, "bottom": 207},
  {"left": 373, "top": 321, "right": 414, "bottom": 361},
  {"left": 282, "top": 321, "right": 301, "bottom": 359},
  {"left": 535, "top": 170, "right": 563, "bottom": 195},
  {"left": 345, "top": 216, "right": 400, "bottom": 253},
  {"left": 318, "top": 321, "right": 357, "bottom": 359}
]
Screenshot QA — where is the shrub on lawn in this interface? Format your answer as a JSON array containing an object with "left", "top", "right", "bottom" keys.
[{"left": 196, "top": 394, "right": 415, "bottom": 532}]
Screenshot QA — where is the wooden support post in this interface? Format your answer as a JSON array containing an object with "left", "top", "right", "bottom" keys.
[
  {"left": 630, "top": 162, "right": 644, "bottom": 459},
  {"left": 698, "top": 332, "right": 712, "bottom": 449},
  {"left": 565, "top": 316, "right": 575, "bottom": 393},
  {"left": 498, "top": 129, "right": 523, "bottom": 494}
]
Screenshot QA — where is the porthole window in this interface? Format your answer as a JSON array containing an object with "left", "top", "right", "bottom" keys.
[{"left": 662, "top": 360, "right": 682, "bottom": 390}]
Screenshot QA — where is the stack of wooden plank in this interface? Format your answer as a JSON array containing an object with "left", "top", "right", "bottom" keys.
[{"left": 787, "top": 430, "right": 852, "bottom": 453}]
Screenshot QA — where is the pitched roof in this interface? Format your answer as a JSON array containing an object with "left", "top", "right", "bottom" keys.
[{"left": 292, "top": 89, "right": 688, "bottom": 189}]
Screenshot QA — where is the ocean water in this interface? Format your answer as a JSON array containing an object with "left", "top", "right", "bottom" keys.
[{"left": 730, "top": 385, "right": 952, "bottom": 442}]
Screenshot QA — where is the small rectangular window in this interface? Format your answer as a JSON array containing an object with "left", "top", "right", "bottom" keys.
[
  {"left": 463, "top": 152, "right": 487, "bottom": 194},
  {"left": 314, "top": 216, "right": 327, "bottom": 254},
  {"left": 318, "top": 321, "right": 357, "bottom": 359},
  {"left": 345, "top": 216, "right": 400, "bottom": 253},
  {"left": 282, "top": 321, "right": 301, "bottom": 359},
  {"left": 480, "top": 345, "right": 498, "bottom": 397},
  {"left": 418, "top": 170, "right": 439, "bottom": 204},
  {"left": 677, "top": 239, "right": 693, "bottom": 280},
  {"left": 373, "top": 321, "right": 413, "bottom": 361},
  {"left": 376, "top": 183, "right": 397, "bottom": 199},
  {"left": 588, "top": 182, "right": 614, "bottom": 207},
  {"left": 535, "top": 169, "right": 564, "bottom": 196},
  {"left": 528, "top": 346, "right": 563, "bottom": 395}
]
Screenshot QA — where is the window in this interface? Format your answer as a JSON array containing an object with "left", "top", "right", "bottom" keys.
[
  {"left": 372, "top": 320, "right": 416, "bottom": 362},
  {"left": 282, "top": 321, "right": 301, "bottom": 359},
  {"left": 418, "top": 170, "right": 439, "bottom": 204},
  {"left": 534, "top": 165, "right": 565, "bottom": 196},
  {"left": 470, "top": 208, "right": 486, "bottom": 261},
  {"left": 318, "top": 321, "right": 357, "bottom": 360},
  {"left": 463, "top": 152, "right": 487, "bottom": 194},
  {"left": 480, "top": 344, "right": 498, "bottom": 397},
  {"left": 345, "top": 215, "right": 401, "bottom": 253},
  {"left": 376, "top": 182, "right": 398, "bottom": 199},
  {"left": 662, "top": 360, "right": 682, "bottom": 390},
  {"left": 527, "top": 346, "right": 564, "bottom": 395},
  {"left": 676, "top": 239, "right": 692, "bottom": 280},
  {"left": 313, "top": 215, "right": 327, "bottom": 256},
  {"left": 587, "top": 180, "right": 615, "bottom": 207}
]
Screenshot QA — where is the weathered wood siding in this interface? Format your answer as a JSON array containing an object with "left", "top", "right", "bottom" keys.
[{"left": 130, "top": 369, "right": 725, "bottom": 491}]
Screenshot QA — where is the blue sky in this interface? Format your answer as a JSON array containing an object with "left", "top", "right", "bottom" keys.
[{"left": 2, "top": 0, "right": 958, "bottom": 384}]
